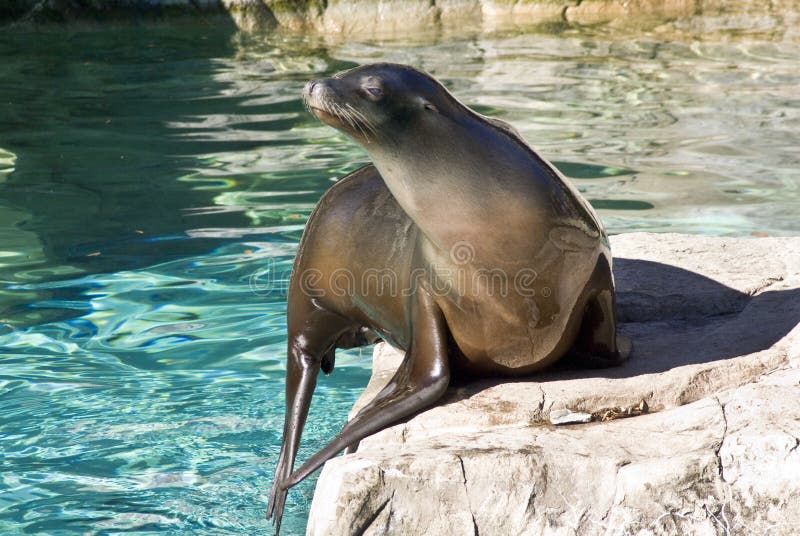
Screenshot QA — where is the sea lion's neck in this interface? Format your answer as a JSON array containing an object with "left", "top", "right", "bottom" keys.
[{"left": 366, "top": 115, "right": 541, "bottom": 254}]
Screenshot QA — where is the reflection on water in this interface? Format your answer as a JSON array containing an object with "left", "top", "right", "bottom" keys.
[{"left": 0, "top": 20, "right": 798, "bottom": 534}]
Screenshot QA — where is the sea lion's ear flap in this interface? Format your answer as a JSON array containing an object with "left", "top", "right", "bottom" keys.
[{"left": 418, "top": 97, "right": 438, "bottom": 113}]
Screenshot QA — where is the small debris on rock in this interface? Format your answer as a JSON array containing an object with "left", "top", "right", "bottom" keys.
[
  {"left": 593, "top": 399, "right": 650, "bottom": 422},
  {"left": 549, "top": 408, "right": 593, "bottom": 425}
]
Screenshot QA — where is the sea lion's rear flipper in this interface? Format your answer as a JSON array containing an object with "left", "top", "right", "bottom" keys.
[
  {"left": 567, "top": 254, "right": 632, "bottom": 369},
  {"left": 282, "top": 288, "right": 450, "bottom": 489}
]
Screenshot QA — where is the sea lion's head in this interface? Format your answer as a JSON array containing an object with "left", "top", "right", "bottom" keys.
[{"left": 303, "top": 63, "right": 457, "bottom": 145}]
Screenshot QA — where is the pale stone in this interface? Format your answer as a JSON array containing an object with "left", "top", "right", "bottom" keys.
[
  {"left": 549, "top": 408, "right": 592, "bottom": 425},
  {"left": 308, "top": 233, "right": 800, "bottom": 535},
  {"left": 318, "top": 0, "right": 439, "bottom": 39},
  {"left": 564, "top": 0, "right": 696, "bottom": 27}
]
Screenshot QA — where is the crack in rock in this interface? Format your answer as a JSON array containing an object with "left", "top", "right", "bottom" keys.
[
  {"left": 353, "top": 494, "right": 391, "bottom": 536},
  {"left": 455, "top": 454, "right": 479, "bottom": 536},
  {"left": 713, "top": 396, "right": 729, "bottom": 484}
]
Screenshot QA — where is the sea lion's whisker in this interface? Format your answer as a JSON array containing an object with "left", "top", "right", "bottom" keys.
[
  {"left": 335, "top": 103, "right": 370, "bottom": 140},
  {"left": 315, "top": 99, "right": 373, "bottom": 140},
  {"left": 346, "top": 104, "right": 378, "bottom": 138},
  {"left": 346, "top": 108, "right": 377, "bottom": 141},
  {"left": 345, "top": 104, "right": 374, "bottom": 129},
  {"left": 333, "top": 103, "right": 354, "bottom": 130},
  {"left": 344, "top": 105, "right": 372, "bottom": 140}
]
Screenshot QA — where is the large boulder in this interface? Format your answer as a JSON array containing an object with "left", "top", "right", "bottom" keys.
[{"left": 308, "top": 232, "right": 800, "bottom": 535}]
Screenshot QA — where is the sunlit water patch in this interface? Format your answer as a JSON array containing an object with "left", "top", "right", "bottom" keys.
[
  {"left": 0, "top": 20, "right": 798, "bottom": 535},
  {"left": 0, "top": 242, "right": 373, "bottom": 534}
]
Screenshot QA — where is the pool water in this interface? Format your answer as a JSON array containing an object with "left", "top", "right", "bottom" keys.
[{"left": 0, "top": 21, "right": 798, "bottom": 535}]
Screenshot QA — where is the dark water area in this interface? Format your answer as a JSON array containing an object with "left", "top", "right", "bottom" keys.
[{"left": 0, "top": 20, "right": 798, "bottom": 534}]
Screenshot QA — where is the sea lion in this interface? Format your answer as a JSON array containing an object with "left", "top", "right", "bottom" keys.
[{"left": 267, "top": 63, "right": 630, "bottom": 532}]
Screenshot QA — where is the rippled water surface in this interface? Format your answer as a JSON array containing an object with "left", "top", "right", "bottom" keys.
[{"left": 1, "top": 21, "right": 798, "bottom": 534}]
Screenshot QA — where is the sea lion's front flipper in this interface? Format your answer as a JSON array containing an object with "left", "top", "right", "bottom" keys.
[
  {"left": 267, "top": 308, "right": 352, "bottom": 534},
  {"left": 282, "top": 288, "right": 450, "bottom": 488}
]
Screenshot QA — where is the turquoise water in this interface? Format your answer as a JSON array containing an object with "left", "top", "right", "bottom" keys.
[{"left": 1, "top": 22, "right": 798, "bottom": 534}]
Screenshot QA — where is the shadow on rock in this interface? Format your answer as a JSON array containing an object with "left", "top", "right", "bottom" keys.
[{"left": 547, "top": 257, "right": 800, "bottom": 380}]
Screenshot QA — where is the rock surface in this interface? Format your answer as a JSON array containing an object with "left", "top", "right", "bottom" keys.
[
  {"left": 308, "top": 233, "right": 800, "bottom": 535},
  {"left": 4, "top": 0, "right": 800, "bottom": 39}
]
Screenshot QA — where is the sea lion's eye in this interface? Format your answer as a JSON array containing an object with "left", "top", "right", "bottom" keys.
[{"left": 364, "top": 86, "right": 383, "bottom": 99}]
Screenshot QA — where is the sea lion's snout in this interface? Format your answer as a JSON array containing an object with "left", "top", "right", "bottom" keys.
[
  {"left": 303, "top": 80, "right": 315, "bottom": 104},
  {"left": 303, "top": 79, "right": 324, "bottom": 107},
  {"left": 303, "top": 78, "right": 336, "bottom": 122},
  {"left": 303, "top": 76, "right": 379, "bottom": 141}
]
